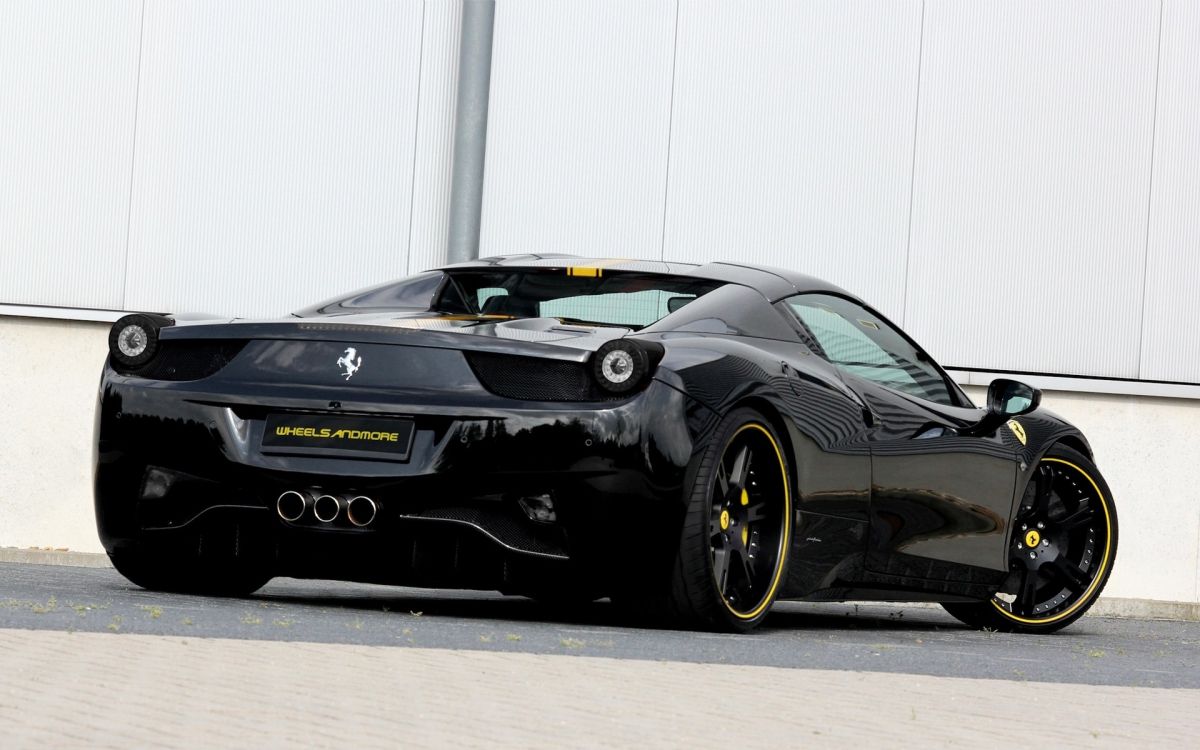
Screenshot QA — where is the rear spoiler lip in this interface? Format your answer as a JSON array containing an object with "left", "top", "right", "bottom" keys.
[{"left": 156, "top": 320, "right": 625, "bottom": 364}]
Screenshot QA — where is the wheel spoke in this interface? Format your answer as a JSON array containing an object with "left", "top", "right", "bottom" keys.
[
  {"left": 1047, "top": 558, "right": 1089, "bottom": 594},
  {"left": 1057, "top": 504, "right": 1093, "bottom": 532},
  {"left": 743, "top": 501, "right": 768, "bottom": 524},
  {"left": 712, "top": 546, "right": 731, "bottom": 594},
  {"left": 729, "top": 446, "right": 752, "bottom": 490},
  {"left": 715, "top": 461, "right": 730, "bottom": 498},
  {"left": 1023, "top": 465, "right": 1053, "bottom": 519},
  {"left": 1017, "top": 567, "right": 1039, "bottom": 614},
  {"left": 733, "top": 546, "right": 754, "bottom": 591}
]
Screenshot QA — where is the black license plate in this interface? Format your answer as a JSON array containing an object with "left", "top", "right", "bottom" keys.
[{"left": 262, "top": 414, "right": 415, "bottom": 460}]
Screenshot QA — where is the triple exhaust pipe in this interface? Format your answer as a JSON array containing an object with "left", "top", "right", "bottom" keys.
[{"left": 276, "top": 490, "right": 377, "bottom": 527}]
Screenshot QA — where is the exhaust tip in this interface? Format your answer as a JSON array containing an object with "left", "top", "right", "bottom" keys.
[
  {"left": 313, "top": 494, "right": 341, "bottom": 523},
  {"left": 347, "top": 496, "right": 377, "bottom": 527},
  {"left": 276, "top": 490, "right": 308, "bottom": 522}
]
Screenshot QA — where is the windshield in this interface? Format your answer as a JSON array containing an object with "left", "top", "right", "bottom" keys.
[{"left": 435, "top": 270, "right": 724, "bottom": 329}]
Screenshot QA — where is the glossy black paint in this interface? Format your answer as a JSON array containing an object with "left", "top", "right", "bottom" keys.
[{"left": 95, "top": 255, "right": 1093, "bottom": 605}]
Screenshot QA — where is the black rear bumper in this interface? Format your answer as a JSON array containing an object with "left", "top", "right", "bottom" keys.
[{"left": 94, "top": 367, "right": 713, "bottom": 591}]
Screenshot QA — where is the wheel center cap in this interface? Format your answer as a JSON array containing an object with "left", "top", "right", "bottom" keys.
[
  {"left": 1025, "top": 529, "right": 1041, "bottom": 548},
  {"left": 720, "top": 510, "right": 730, "bottom": 531}
]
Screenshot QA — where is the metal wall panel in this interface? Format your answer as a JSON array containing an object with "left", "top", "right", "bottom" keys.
[
  {"left": 479, "top": 0, "right": 676, "bottom": 259},
  {"left": 406, "top": 0, "right": 463, "bottom": 275},
  {"left": 0, "top": 1, "right": 142, "bottom": 309},
  {"left": 662, "top": 0, "right": 923, "bottom": 320},
  {"left": 905, "top": 1, "right": 1161, "bottom": 377},
  {"left": 1140, "top": 0, "right": 1200, "bottom": 383},
  {"left": 125, "top": 0, "right": 425, "bottom": 318}
]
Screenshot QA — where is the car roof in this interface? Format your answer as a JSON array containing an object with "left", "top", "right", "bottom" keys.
[{"left": 439, "top": 254, "right": 859, "bottom": 303}]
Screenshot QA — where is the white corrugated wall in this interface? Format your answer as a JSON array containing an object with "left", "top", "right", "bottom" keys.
[
  {"left": 0, "top": 0, "right": 460, "bottom": 319},
  {"left": 0, "top": 1, "right": 143, "bottom": 310},
  {"left": 1, "top": 0, "right": 1198, "bottom": 385},
  {"left": 1140, "top": 0, "right": 1200, "bottom": 384},
  {"left": 479, "top": 0, "right": 1198, "bottom": 385}
]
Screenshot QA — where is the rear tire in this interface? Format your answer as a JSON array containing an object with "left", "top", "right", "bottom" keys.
[
  {"left": 661, "top": 407, "right": 793, "bottom": 632},
  {"left": 942, "top": 444, "right": 1117, "bottom": 633}
]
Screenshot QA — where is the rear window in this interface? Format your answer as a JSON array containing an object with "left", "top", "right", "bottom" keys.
[
  {"left": 299, "top": 271, "right": 443, "bottom": 316},
  {"left": 438, "top": 270, "right": 723, "bottom": 329}
]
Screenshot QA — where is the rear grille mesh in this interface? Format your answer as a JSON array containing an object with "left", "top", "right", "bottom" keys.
[
  {"left": 118, "top": 341, "right": 247, "bottom": 381},
  {"left": 465, "top": 352, "right": 611, "bottom": 401}
]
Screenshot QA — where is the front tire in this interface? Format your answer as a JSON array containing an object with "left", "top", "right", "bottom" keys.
[
  {"left": 943, "top": 444, "right": 1117, "bottom": 633},
  {"left": 664, "top": 407, "right": 793, "bottom": 632}
]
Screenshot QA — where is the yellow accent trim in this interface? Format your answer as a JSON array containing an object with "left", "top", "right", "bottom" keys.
[
  {"left": 1007, "top": 419, "right": 1028, "bottom": 446},
  {"left": 567, "top": 267, "right": 601, "bottom": 278},
  {"left": 741, "top": 525, "right": 749, "bottom": 546},
  {"left": 991, "top": 457, "right": 1113, "bottom": 625},
  {"left": 719, "top": 510, "right": 730, "bottom": 531},
  {"left": 717, "top": 423, "right": 792, "bottom": 621},
  {"left": 1025, "top": 530, "right": 1041, "bottom": 548},
  {"left": 564, "top": 258, "right": 632, "bottom": 278},
  {"left": 740, "top": 488, "right": 749, "bottom": 506}
]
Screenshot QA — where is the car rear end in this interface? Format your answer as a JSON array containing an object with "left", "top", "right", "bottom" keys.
[{"left": 94, "top": 315, "right": 700, "bottom": 596}]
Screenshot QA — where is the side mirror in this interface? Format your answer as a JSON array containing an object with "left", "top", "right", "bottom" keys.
[
  {"left": 987, "top": 378, "right": 1041, "bottom": 418},
  {"left": 965, "top": 378, "right": 1041, "bottom": 437}
]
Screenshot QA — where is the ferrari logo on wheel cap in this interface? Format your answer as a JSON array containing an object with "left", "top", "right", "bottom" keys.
[{"left": 1025, "top": 530, "right": 1041, "bottom": 548}]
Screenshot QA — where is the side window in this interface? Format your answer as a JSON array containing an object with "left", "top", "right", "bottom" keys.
[
  {"left": 476, "top": 287, "right": 508, "bottom": 311},
  {"left": 785, "top": 294, "right": 953, "bottom": 405}
]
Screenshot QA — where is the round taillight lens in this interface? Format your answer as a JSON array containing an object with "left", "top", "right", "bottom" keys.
[
  {"left": 108, "top": 313, "right": 172, "bottom": 369},
  {"left": 592, "top": 340, "right": 650, "bottom": 394}
]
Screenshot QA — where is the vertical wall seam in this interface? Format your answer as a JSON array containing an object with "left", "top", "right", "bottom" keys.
[
  {"left": 658, "top": 0, "right": 681, "bottom": 262},
  {"left": 1134, "top": 0, "right": 1166, "bottom": 381},
  {"left": 1190, "top": 499, "right": 1200, "bottom": 600},
  {"left": 120, "top": 0, "right": 148, "bottom": 311},
  {"left": 900, "top": 0, "right": 926, "bottom": 329},
  {"left": 404, "top": 1, "right": 429, "bottom": 276}
]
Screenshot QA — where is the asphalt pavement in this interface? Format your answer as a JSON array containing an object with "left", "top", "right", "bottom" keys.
[{"left": 2, "top": 561, "right": 1196, "bottom": 689}]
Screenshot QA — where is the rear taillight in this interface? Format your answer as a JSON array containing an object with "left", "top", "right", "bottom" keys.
[
  {"left": 592, "top": 340, "right": 658, "bottom": 395},
  {"left": 109, "top": 314, "right": 174, "bottom": 369},
  {"left": 466, "top": 340, "right": 662, "bottom": 401}
]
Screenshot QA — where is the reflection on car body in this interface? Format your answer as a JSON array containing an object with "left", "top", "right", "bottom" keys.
[{"left": 95, "top": 255, "right": 1116, "bottom": 633}]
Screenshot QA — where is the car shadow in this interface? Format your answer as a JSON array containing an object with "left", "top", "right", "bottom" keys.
[{"left": 244, "top": 578, "right": 967, "bottom": 633}]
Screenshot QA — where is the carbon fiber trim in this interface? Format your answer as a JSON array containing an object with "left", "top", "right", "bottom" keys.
[
  {"left": 118, "top": 341, "right": 248, "bottom": 381},
  {"left": 465, "top": 351, "right": 612, "bottom": 401},
  {"left": 401, "top": 506, "right": 568, "bottom": 560}
]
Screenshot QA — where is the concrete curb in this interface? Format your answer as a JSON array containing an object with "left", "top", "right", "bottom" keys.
[
  {"left": 4, "top": 548, "right": 1198, "bottom": 621},
  {"left": 0, "top": 548, "right": 111, "bottom": 568},
  {"left": 1087, "top": 597, "right": 1200, "bottom": 622}
]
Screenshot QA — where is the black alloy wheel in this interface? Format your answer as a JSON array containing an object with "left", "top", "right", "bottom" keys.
[
  {"left": 663, "top": 407, "right": 792, "bottom": 632},
  {"left": 943, "top": 444, "right": 1117, "bottom": 633}
]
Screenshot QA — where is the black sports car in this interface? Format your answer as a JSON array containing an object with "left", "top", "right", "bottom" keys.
[{"left": 95, "top": 255, "right": 1117, "bottom": 633}]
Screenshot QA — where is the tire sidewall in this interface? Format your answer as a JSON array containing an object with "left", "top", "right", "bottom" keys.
[{"left": 678, "top": 407, "right": 793, "bottom": 632}]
